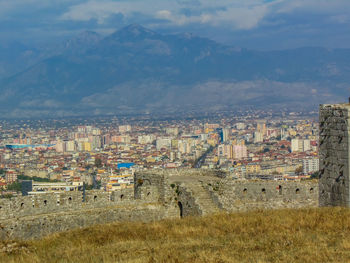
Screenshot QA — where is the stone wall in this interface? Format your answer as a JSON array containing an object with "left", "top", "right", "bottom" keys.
[
  {"left": 0, "top": 203, "right": 169, "bottom": 240},
  {"left": 0, "top": 190, "right": 133, "bottom": 221},
  {"left": 134, "top": 170, "right": 181, "bottom": 218},
  {"left": 205, "top": 180, "right": 318, "bottom": 211},
  {"left": 134, "top": 171, "right": 165, "bottom": 202},
  {"left": 176, "top": 185, "right": 202, "bottom": 217},
  {"left": 319, "top": 104, "right": 350, "bottom": 207},
  {"left": 0, "top": 169, "right": 321, "bottom": 240}
]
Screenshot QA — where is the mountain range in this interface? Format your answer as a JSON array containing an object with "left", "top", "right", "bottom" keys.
[{"left": 0, "top": 24, "right": 349, "bottom": 118}]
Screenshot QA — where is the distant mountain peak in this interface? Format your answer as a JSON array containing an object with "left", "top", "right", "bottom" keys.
[
  {"left": 122, "top": 24, "right": 155, "bottom": 34},
  {"left": 70, "top": 30, "right": 101, "bottom": 43},
  {"left": 39, "top": 30, "right": 102, "bottom": 57},
  {"left": 78, "top": 30, "right": 101, "bottom": 38},
  {"left": 109, "top": 24, "right": 157, "bottom": 40},
  {"left": 178, "top": 32, "right": 194, "bottom": 39}
]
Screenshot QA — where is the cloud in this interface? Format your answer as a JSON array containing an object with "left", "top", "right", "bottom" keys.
[
  {"left": 275, "top": 0, "right": 350, "bottom": 14},
  {"left": 60, "top": 0, "right": 350, "bottom": 31},
  {"left": 1, "top": 0, "right": 350, "bottom": 50},
  {"left": 329, "top": 15, "right": 349, "bottom": 24},
  {"left": 155, "top": 9, "right": 214, "bottom": 26},
  {"left": 61, "top": 0, "right": 274, "bottom": 29},
  {"left": 215, "top": 5, "right": 269, "bottom": 29},
  {"left": 61, "top": 1, "right": 129, "bottom": 24},
  {"left": 0, "top": 0, "right": 82, "bottom": 17}
]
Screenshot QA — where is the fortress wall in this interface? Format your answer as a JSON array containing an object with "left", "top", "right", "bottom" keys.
[
  {"left": 134, "top": 171, "right": 165, "bottom": 202},
  {"left": 135, "top": 186, "right": 159, "bottom": 203},
  {"left": 0, "top": 189, "right": 139, "bottom": 221},
  {"left": 140, "top": 169, "right": 228, "bottom": 178},
  {"left": 166, "top": 169, "right": 227, "bottom": 178},
  {"left": 176, "top": 185, "right": 202, "bottom": 217},
  {"left": 110, "top": 188, "right": 135, "bottom": 203},
  {"left": 206, "top": 180, "right": 318, "bottom": 211},
  {"left": 134, "top": 171, "right": 182, "bottom": 218},
  {"left": 319, "top": 104, "right": 350, "bottom": 207},
  {"left": 0, "top": 171, "right": 321, "bottom": 240},
  {"left": 0, "top": 192, "right": 81, "bottom": 220},
  {"left": 0, "top": 204, "right": 171, "bottom": 240}
]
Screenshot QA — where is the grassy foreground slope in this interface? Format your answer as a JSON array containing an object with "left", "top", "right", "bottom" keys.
[{"left": 1, "top": 208, "right": 350, "bottom": 263}]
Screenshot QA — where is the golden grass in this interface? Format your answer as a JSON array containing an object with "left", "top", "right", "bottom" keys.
[{"left": 1, "top": 208, "right": 350, "bottom": 263}]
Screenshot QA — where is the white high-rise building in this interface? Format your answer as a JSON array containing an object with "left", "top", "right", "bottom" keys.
[
  {"left": 254, "top": 132, "right": 263, "bottom": 143},
  {"left": 166, "top": 127, "right": 179, "bottom": 136},
  {"left": 236, "top": 123, "right": 246, "bottom": 130},
  {"left": 91, "top": 136, "right": 101, "bottom": 150},
  {"left": 119, "top": 125, "right": 131, "bottom": 133},
  {"left": 291, "top": 139, "right": 304, "bottom": 152},
  {"left": 156, "top": 138, "right": 172, "bottom": 150},
  {"left": 256, "top": 121, "right": 266, "bottom": 136},
  {"left": 292, "top": 139, "right": 311, "bottom": 152},
  {"left": 217, "top": 144, "right": 232, "bottom": 159},
  {"left": 232, "top": 145, "right": 247, "bottom": 160},
  {"left": 138, "top": 135, "right": 155, "bottom": 144},
  {"left": 303, "top": 139, "right": 311, "bottom": 152},
  {"left": 65, "top": 140, "right": 76, "bottom": 152},
  {"left": 303, "top": 158, "right": 319, "bottom": 174},
  {"left": 280, "top": 128, "right": 286, "bottom": 140},
  {"left": 55, "top": 141, "right": 65, "bottom": 153},
  {"left": 291, "top": 139, "right": 300, "bottom": 152},
  {"left": 222, "top": 128, "right": 230, "bottom": 142}
]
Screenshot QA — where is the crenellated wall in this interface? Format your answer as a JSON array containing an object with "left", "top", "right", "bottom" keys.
[
  {"left": 0, "top": 191, "right": 131, "bottom": 221},
  {"left": 204, "top": 180, "right": 318, "bottom": 211},
  {"left": 0, "top": 169, "right": 320, "bottom": 240}
]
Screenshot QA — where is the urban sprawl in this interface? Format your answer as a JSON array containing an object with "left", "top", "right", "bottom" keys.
[{"left": 0, "top": 111, "right": 319, "bottom": 196}]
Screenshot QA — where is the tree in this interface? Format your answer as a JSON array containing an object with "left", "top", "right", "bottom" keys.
[
  {"left": 95, "top": 158, "right": 102, "bottom": 168},
  {"left": 295, "top": 166, "right": 303, "bottom": 174},
  {"left": 95, "top": 180, "right": 102, "bottom": 189},
  {"left": 161, "top": 155, "right": 169, "bottom": 161},
  {"left": 17, "top": 174, "right": 59, "bottom": 182},
  {"left": 7, "top": 182, "right": 22, "bottom": 192},
  {"left": 85, "top": 184, "right": 94, "bottom": 190},
  {"left": 310, "top": 172, "right": 319, "bottom": 179}
]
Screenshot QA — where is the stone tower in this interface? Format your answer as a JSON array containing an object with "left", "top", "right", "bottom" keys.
[{"left": 319, "top": 104, "right": 350, "bottom": 206}]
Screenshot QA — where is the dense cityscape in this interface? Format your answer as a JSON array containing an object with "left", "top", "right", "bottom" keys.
[
  {"left": 2, "top": 1, "right": 350, "bottom": 261},
  {"left": 0, "top": 109, "right": 319, "bottom": 197}
]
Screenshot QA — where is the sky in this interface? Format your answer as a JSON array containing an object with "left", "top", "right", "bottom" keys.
[{"left": 1, "top": 0, "right": 350, "bottom": 50}]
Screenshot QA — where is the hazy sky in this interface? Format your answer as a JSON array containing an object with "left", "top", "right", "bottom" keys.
[{"left": 1, "top": 0, "right": 350, "bottom": 50}]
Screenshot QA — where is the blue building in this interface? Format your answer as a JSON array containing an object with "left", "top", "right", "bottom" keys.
[{"left": 117, "top": 163, "right": 135, "bottom": 169}]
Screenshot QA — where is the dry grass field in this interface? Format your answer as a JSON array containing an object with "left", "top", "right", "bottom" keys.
[{"left": 1, "top": 208, "right": 350, "bottom": 263}]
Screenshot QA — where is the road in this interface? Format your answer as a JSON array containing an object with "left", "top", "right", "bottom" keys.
[{"left": 194, "top": 146, "right": 214, "bottom": 168}]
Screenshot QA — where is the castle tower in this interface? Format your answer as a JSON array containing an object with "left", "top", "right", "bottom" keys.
[{"left": 319, "top": 104, "right": 350, "bottom": 206}]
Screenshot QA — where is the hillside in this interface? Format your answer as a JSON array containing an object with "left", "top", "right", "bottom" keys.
[
  {"left": 1, "top": 25, "right": 350, "bottom": 117},
  {"left": 1, "top": 208, "right": 350, "bottom": 263}
]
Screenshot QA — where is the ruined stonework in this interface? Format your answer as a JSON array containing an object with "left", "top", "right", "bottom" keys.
[
  {"left": 205, "top": 180, "right": 318, "bottom": 211},
  {"left": 0, "top": 169, "right": 318, "bottom": 240},
  {"left": 319, "top": 104, "right": 350, "bottom": 206}
]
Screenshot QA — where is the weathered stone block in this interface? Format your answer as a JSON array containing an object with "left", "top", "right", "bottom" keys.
[{"left": 319, "top": 103, "right": 350, "bottom": 207}]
